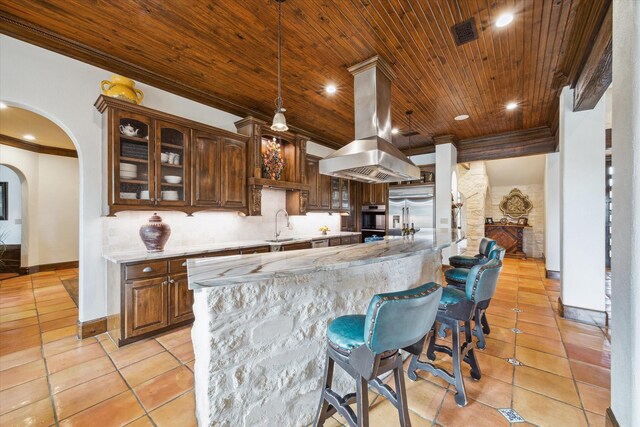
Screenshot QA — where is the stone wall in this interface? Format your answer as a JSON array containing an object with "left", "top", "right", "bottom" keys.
[
  {"left": 191, "top": 251, "right": 442, "bottom": 427},
  {"left": 457, "top": 162, "right": 489, "bottom": 252},
  {"left": 487, "top": 185, "right": 545, "bottom": 258}
]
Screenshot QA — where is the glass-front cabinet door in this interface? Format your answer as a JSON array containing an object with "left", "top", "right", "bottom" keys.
[
  {"left": 155, "top": 121, "right": 189, "bottom": 206},
  {"left": 114, "top": 111, "right": 154, "bottom": 206},
  {"left": 340, "top": 179, "right": 349, "bottom": 210},
  {"left": 331, "top": 177, "right": 340, "bottom": 210}
]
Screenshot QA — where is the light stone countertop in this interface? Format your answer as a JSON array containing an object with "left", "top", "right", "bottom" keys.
[
  {"left": 102, "top": 231, "right": 362, "bottom": 263},
  {"left": 187, "top": 228, "right": 464, "bottom": 289}
]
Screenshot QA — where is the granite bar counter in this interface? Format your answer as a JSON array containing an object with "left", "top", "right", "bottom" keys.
[{"left": 188, "top": 229, "right": 464, "bottom": 427}]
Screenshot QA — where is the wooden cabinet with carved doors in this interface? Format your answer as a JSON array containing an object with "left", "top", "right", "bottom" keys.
[{"left": 306, "top": 155, "right": 350, "bottom": 213}]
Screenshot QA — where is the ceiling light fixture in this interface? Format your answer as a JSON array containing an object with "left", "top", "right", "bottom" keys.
[
  {"left": 271, "top": 0, "right": 288, "bottom": 132},
  {"left": 23, "top": 134, "right": 36, "bottom": 141},
  {"left": 496, "top": 13, "right": 514, "bottom": 28},
  {"left": 506, "top": 102, "right": 518, "bottom": 110},
  {"left": 454, "top": 114, "right": 469, "bottom": 121},
  {"left": 391, "top": 128, "right": 399, "bottom": 135},
  {"left": 325, "top": 84, "right": 337, "bottom": 94},
  {"left": 0, "top": 102, "right": 7, "bottom": 109}
]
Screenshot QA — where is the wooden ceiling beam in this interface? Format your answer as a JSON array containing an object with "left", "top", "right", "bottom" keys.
[
  {"left": 455, "top": 126, "right": 555, "bottom": 163},
  {"left": 573, "top": 3, "right": 612, "bottom": 111}
]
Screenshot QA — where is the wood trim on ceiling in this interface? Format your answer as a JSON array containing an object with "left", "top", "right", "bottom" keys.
[
  {"left": 573, "top": 3, "right": 612, "bottom": 112},
  {"left": 0, "top": 13, "right": 342, "bottom": 151},
  {"left": 0, "top": 134, "right": 78, "bottom": 158}
]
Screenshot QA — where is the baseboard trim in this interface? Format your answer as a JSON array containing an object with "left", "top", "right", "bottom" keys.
[
  {"left": 19, "top": 260, "right": 79, "bottom": 275},
  {"left": 558, "top": 297, "right": 607, "bottom": 327},
  {"left": 605, "top": 408, "right": 619, "bottom": 427},
  {"left": 77, "top": 317, "right": 107, "bottom": 339},
  {"left": 545, "top": 269, "right": 560, "bottom": 279}
]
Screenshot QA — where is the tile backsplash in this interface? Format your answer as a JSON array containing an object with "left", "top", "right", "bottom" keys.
[{"left": 103, "top": 189, "right": 342, "bottom": 254}]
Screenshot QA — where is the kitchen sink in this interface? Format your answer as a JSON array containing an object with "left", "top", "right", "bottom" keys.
[{"left": 264, "top": 238, "right": 296, "bottom": 243}]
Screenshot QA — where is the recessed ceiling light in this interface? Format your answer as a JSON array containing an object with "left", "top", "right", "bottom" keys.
[
  {"left": 496, "top": 13, "right": 514, "bottom": 28},
  {"left": 0, "top": 102, "right": 7, "bottom": 109},
  {"left": 23, "top": 134, "right": 36, "bottom": 141},
  {"left": 325, "top": 84, "right": 337, "bottom": 94},
  {"left": 506, "top": 102, "right": 518, "bottom": 110},
  {"left": 391, "top": 128, "right": 399, "bottom": 135},
  {"left": 454, "top": 114, "right": 470, "bottom": 121}
]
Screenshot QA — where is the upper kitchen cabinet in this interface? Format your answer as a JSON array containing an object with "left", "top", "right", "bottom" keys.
[
  {"left": 306, "top": 155, "right": 350, "bottom": 214},
  {"left": 235, "top": 117, "right": 310, "bottom": 216},
  {"left": 362, "top": 182, "right": 388, "bottom": 206},
  {"left": 95, "top": 95, "right": 249, "bottom": 215}
]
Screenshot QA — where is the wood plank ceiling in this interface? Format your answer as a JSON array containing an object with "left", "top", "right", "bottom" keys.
[{"left": 0, "top": 0, "right": 598, "bottom": 155}]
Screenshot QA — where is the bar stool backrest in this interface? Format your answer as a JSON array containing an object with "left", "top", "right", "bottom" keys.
[
  {"left": 478, "top": 238, "right": 497, "bottom": 258},
  {"left": 464, "top": 259, "right": 502, "bottom": 303},
  {"left": 364, "top": 282, "right": 443, "bottom": 354},
  {"left": 488, "top": 245, "right": 506, "bottom": 261}
]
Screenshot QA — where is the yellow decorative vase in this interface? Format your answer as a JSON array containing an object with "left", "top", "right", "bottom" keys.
[{"left": 101, "top": 75, "right": 144, "bottom": 104}]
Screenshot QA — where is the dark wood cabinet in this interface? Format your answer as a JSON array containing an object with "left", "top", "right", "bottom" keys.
[
  {"left": 362, "top": 183, "right": 388, "bottom": 206},
  {"left": 319, "top": 173, "right": 332, "bottom": 210},
  {"left": 125, "top": 276, "right": 168, "bottom": 338},
  {"left": 96, "top": 95, "right": 249, "bottom": 215},
  {"left": 192, "top": 132, "right": 221, "bottom": 207},
  {"left": 169, "top": 273, "right": 193, "bottom": 325},
  {"left": 282, "top": 241, "right": 313, "bottom": 251},
  {"left": 220, "top": 138, "right": 247, "bottom": 208},
  {"left": 306, "top": 157, "right": 320, "bottom": 209}
]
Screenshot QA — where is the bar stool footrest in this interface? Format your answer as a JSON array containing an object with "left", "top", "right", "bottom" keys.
[{"left": 323, "top": 389, "right": 357, "bottom": 427}]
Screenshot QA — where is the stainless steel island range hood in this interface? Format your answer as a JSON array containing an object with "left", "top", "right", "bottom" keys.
[{"left": 320, "top": 56, "right": 420, "bottom": 183}]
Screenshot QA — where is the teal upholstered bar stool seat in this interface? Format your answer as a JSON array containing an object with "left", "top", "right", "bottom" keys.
[
  {"left": 315, "top": 282, "right": 443, "bottom": 427},
  {"left": 407, "top": 259, "right": 503, "bottom": 407},
  {"left": 442, "top": 246, "right": 506, "bottom": 349},
  {"left": 448, "top": 237, "right": 496, "bottom": 269}
]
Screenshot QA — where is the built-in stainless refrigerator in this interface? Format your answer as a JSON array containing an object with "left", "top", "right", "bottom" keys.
[{"left": 388, "top": 185, "right": 435, "bottom": 235}]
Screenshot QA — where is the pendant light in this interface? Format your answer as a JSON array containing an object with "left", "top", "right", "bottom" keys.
[{"left": 271, "top": 0, "right": 288, "bottom": 132}]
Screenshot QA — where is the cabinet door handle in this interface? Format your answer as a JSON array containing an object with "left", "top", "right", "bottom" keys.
[
  {"left": 142, "top": 267, "right": 153, "bottom": 273},
  {"left": 181, "top": 261, "right": 187, "bottom": 267},
  {"left": 169, "top": 279, "right": 175, "bottom": 284}
]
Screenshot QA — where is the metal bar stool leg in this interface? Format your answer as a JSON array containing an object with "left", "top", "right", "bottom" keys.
[
  {"left": 481, "top": 310, "right": 490, "bottom": 334},
  {"left": 463, "top": 320, "right": 482, "bottom": 381},
  {"left": 450, "top": 320, "right": 468, "bottom": 407},
  {"left": 473, "top": 307, "right": 487, "bottom": 350},
  {"left": 314, "top": 354, "right": 335, "bottom": 427}
]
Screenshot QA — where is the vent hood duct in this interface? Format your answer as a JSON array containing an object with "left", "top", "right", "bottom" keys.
[{"left": 320, "top": 56, "right": 420, "bottom": 183}]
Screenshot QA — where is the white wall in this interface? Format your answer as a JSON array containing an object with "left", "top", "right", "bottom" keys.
[
  {"left": 0, "top": 165, "right": 22, "bottom": 244},
  {"left": 559, "top": 86, "right": 606, "bottom": 312},
  {"left": 544, "top": 153, "right": 560, "bottom": 272},
  {"left": 611, "top": 0, "right": 640, "bottom": 424},
  {"left": 0, "top": 145, "right": 80, "bottom": 266}
]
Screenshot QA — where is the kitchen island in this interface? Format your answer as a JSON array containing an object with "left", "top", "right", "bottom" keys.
[{"left": 188, "top": 229, "right": 463, "bottom": 427}]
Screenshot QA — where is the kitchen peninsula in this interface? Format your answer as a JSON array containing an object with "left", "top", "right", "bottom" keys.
[{"left": 187, "top": 229, "right": 463, "bottom": 426}]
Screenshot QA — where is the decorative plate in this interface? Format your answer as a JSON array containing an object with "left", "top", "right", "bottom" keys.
[{"left": 499, "top": 188, "right": 533, "bottom": 218}]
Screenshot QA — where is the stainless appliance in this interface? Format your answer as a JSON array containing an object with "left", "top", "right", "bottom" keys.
[
  {"left": 362, "top": 205, "right": 387, "bottom": 240},
  {"left": 319, "top": 56, "right": 420, "bottom": 183},
  {"left": 312, "top": 239, "right": 329, "bottom": 248},
  {"left": 388, "top": 185, "right": 435, "bottom": 236}
]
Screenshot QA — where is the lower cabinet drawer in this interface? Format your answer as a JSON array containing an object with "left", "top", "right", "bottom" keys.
[
  {"left": 125, "top": 260, "right": 168, "bottom": 280},
  {"left": 241, "top": 245, "right": 271, "bottom": 254},
  {"left": 329, "top": 238, "right": 342, "bottom": 247},
  {"left": 282, "top": 241, "right": 313, "bottom": 251}
]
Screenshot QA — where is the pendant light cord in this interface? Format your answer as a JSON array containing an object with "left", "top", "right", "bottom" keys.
[{"left": 276, "top": 0, "right": 282, "bottom": 112}]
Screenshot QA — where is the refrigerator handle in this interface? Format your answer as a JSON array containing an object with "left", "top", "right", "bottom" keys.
[
  {"left": 401, "top": 207, "right": 405, "bottom": 226},
  {"left": 407, "top": 206, "right": 410, "bottom": 225}
]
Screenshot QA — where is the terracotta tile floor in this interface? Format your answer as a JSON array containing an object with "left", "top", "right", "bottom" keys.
[
  {"left": 0, "top": 259, "right": 611, "bottom": 426},
  {"left": 0, "top": 269, "right": 196, "bottom": 426}
]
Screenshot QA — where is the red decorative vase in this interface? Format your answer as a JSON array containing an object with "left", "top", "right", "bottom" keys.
[{"left": 139, "top": 213, "right": 171, "bottom": 252}]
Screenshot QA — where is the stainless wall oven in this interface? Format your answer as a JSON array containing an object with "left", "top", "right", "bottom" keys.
[{"left": 362, "top": 205, "right": 386, "bottom": 239}]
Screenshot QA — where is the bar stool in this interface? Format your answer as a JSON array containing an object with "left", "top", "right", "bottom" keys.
[
  {"left": 443, "top": 246, "right": 506, "bottom": 349},
  {"left": 407, "top": 259, "right": 503, "bottom": 407},
  {"left": 448, "top": 237, "right": 496, "bottom": 268},
  {"left": 314, "top": 282, "right": 443, "bottom": 427}
]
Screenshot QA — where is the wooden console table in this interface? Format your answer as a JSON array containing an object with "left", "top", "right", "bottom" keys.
[{"left": 485, "top": 224, "right": 530, "bottom": 258}]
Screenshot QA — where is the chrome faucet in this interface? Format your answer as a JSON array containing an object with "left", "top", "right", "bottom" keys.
[{"left": 274, "top": 209, "right": 290, "bottom": 241}]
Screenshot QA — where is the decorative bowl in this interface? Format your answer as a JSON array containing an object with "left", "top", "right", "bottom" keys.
[{"left": 164, "top": 175, "right": 182, "bottom": 184}]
